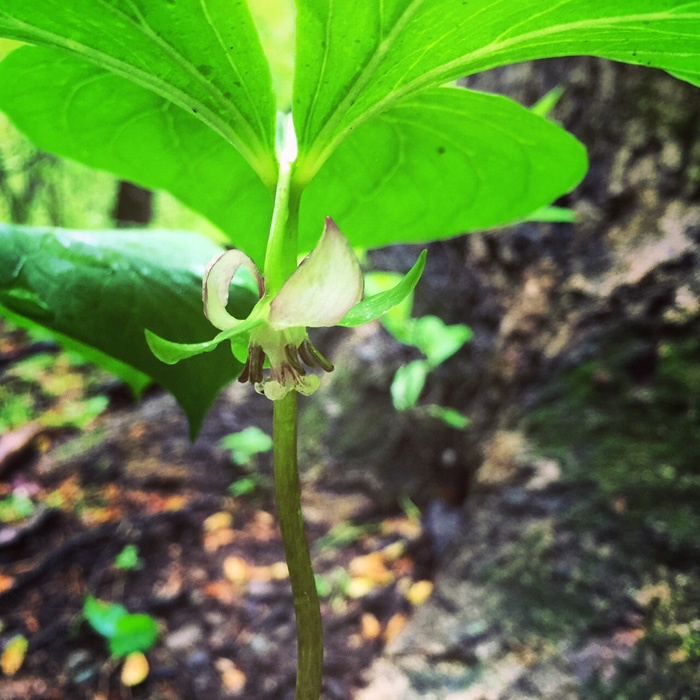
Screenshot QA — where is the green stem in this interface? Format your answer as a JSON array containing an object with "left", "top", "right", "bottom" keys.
[{"left": 273, "top": 392, "right": 323, "bottom": 699}]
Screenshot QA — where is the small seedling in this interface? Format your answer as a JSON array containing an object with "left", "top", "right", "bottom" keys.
[
  {"left": 83, "top": 595, "right": 158, "bottom": 659},
  {"left": 114, "top": 544, "right": 143, "bottom": 572},
  {"left": 219, "top": 426, "right": 273, "bottom": 467}
]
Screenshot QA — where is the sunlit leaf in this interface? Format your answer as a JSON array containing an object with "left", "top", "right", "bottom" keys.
[
  {"left": 0, "top": 47, "right": 273, "bottom": 264},
  {"left": 391, "top": 360, "right": 429, "bottom": 411},
  {"left": 294, "top": 0, "right": 700, "bottom": 181},
  {"left": 300, "top": 89, "right": 586, "bottom": 251},
  {"left": 0, "top": 0, "right": 277, "bottom": 185}
]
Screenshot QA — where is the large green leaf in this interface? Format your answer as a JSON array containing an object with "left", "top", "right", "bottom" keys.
[
  {"left": 0, "top": 0, "right": 277, "bottom": 187},
  {"left": 0, "top": 46, "right": 273, "bottom": 265},
  {"left": 293, "top": 0, "right": 700, "bottom": 182},
  {"left": 0, "top": 225, "right": 256, "bottom": 436},
  {"left": 299, "top": 88, "right": 587, "bottom": 251}
]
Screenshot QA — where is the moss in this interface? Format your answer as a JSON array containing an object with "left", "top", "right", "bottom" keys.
[{"left": 523, "top": 328, "right": 700, "bottom": 696}]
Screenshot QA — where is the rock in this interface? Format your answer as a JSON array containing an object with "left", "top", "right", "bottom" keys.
[{"left": 165, "top": 624, "right": 203, "bottom": 651}]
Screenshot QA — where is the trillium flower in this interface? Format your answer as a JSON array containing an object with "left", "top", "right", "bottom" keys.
[
  {"left": 203, "top": 218, "right": 362, "bottom": 400},
  {"left": 146, "top": 218, "right": 426, "bottom": 401}
]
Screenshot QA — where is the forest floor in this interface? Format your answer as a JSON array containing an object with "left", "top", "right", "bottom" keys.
[
  {"left": 2, "top": 318, "right": 700, "bottom": 700},
  {"left": 0, "top": 320, "right": 436, "bottom": 700}
]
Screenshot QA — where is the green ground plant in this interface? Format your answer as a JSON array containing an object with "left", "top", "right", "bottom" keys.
[{"left": 0, "top": 2, "right": 698, "bottom": 698}]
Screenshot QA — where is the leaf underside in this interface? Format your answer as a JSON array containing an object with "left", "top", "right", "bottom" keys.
[
  {"left": 0, "top": 0, "right": 278, "bottom": 187},
  {"left": 0, "top": 46, "right": 273, "bottom": 265},
  {"left": 301, "top": 88, "right": 587, "bottom": 252},
  {"left": 0, "top": 225, "right": 256, "bottom": 436},
  {"left": 294, "top": 0, "right": 700, "bottom": 180}
]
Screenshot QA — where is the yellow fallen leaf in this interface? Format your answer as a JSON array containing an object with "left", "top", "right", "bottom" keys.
[
  {"left": 204, "top": 511, "right": 233, "bottom": 532},
  {"left": 348, "top": 552, "right": 393, "bottom": 585},
  {"left": 1, "top": 634, "right": 28, "bottom": 676},
  {"left": 406, "top": 580, "right": 434, "bottom": 607},
  {"left": 384, "top": 613, "right": 408, "bottom": 645},
  {"left": 216, "top": 658, "right": 246, "bottom": 695},
  {"left": 268, "top": 562, "right": 289, "bottom": 580},
  {"left": 223, "top": 556, "right": 249, "bottom": 585},
  {"left": 382, "top": 541, "right": 406, "bottom": 561},
  {"left": 361, "top": 613, "right": 382, "bottom": 641},
  {"left": 345, "top": 577, "right": 376, "bottom": 599},
  {"left": 204, "top": 527, "right": 236, "bottom": 552},
  {"left": 121, "top": 651, "right": 149, "bottom": 687}
]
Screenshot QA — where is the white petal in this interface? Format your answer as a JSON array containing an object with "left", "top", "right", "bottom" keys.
[
  {"left": 203, "top": 250, "right": 264, "bottom": 330},
  {"left": 269, "top": 218, "right": 364, "bottom": 330}
]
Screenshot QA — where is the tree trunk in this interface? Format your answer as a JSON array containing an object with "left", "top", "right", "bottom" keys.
[{"left": 112, "top": 180, "right": 153, "bottom": 226}]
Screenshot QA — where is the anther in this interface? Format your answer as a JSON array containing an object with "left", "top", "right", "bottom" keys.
[
  {"left": 302, "top": 339, "right": 334, "bottom": 372},
  {"left": 237, "top": 356, "right": 250, "bottom": 384},
  {"left": 285, "top": 344, "right": 306, "bottom": 375},
  {"left": 248, "top": 344, "right": 265, "bottom": 384}
]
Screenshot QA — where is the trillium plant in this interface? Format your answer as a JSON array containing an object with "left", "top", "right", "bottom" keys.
[{"left": 0, "top": 1, "right": 697, "bottom": 697}]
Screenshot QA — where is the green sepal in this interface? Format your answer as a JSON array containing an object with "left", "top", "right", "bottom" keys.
[
  {"left": 339, "top": 250, "right": 427, "bottom": 328},
  {"left": 146, "top": 315, "right": 264, "bottom": 365}
]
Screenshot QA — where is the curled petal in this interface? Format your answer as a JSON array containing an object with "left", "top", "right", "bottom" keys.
[
  {"left": 269, "top": 218, "right": 364, "bottom": 330},
  {"left": 203, "top": 250, "right": 264, "bottom": 330}
]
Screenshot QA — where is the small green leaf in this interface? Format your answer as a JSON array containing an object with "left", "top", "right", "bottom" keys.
[
  {"left": 0, "top": 0, "right": 278, "bottom": 185},
  {"left": 115, "top": 545, "right": 142, "bottom": 572},
  {"left": 84, "top": 596, "right": 129, "bottom": 640},
  {"left": 109, "top": 614, "right": 159, "bottom": 658},
  {"left": 84, "top": 596, "right": 159, "bottom": 658},
  {"left": 300, "top": 89, "right": 586, "bottom": 251},
  {"left": 530, "top": 86, "right": 565, "bottom": 118},
  {"left": 339, "top": 251, "right": 427, "bottom": 327},
  {"left": 523, "top": 206, "right": 577, "bottom": 224},
  {"left": 228, "top": 476, "right": 260, "bottom": 497},
  {"left": 411, "top": 316, "right": 472, "bottom": 368},
  {"left": 423, "top": 405, "right": 470, "bottom": 430},
  {"left": 391, "top": 360, "right": 429, "bottom": 412},
  {"left": 219, "top": 427, "right": 273, "bottom": 466}
]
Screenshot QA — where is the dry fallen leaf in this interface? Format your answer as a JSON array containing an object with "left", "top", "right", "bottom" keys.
[
  {"left": 204, "top": 528, "right": 237, "bottom": 552},
  {"left": 0, "top": 574, "right": 15, "bottom": 594},
  {"left": 1, "top": 634, "right": 28, "bottom": 676},
  {"left": 121, "top": 651, "right": 149, "bottom": 686},
  {"left": 345, "top": 577, "right": 376, "bottom": 599},
  {"left": 360, "top": 613, "right": 382, "bottom": 641},
  {"left": 406, "top": 580, "right": 434, "bottom": 607},
  {"left": 204, "top": 511, "right": 233, "bottom": 532},
  {"left": 380, "top": 517, "right": 422, "bottom": 540},
  {"left": 384, "top": 613, "right": 408, "bottom": 645},
  {"left": 267, "top": 562, "right": 289, "bottom": 580},
  {"left": 223, "top": 556, "right": 249, "bottom": 585},
  {"left": 204, "top": 581, "right": 238, "bottom": 605},
  {"left": 216, "top": 658, "right": 246, "bottom": 695},
  {"left": 348, "top": 552, "right": 393, "bottom": 585}
]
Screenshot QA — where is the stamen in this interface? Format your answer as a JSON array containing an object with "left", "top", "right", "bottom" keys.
[
  {"left": 237, "top": 356, "right": 250, "bottom": 384},
  {"left": 285, "top": 344, "right": 306, "bottom": 375},
  {"left": 249, "top": 344, "right": 265, "bottom": 384},
  {"left": 302, "top": 339, "right": 334, "bottom": 373},
  {"left": 298, "top": 340, "right": 318, "bottom": 368}
]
